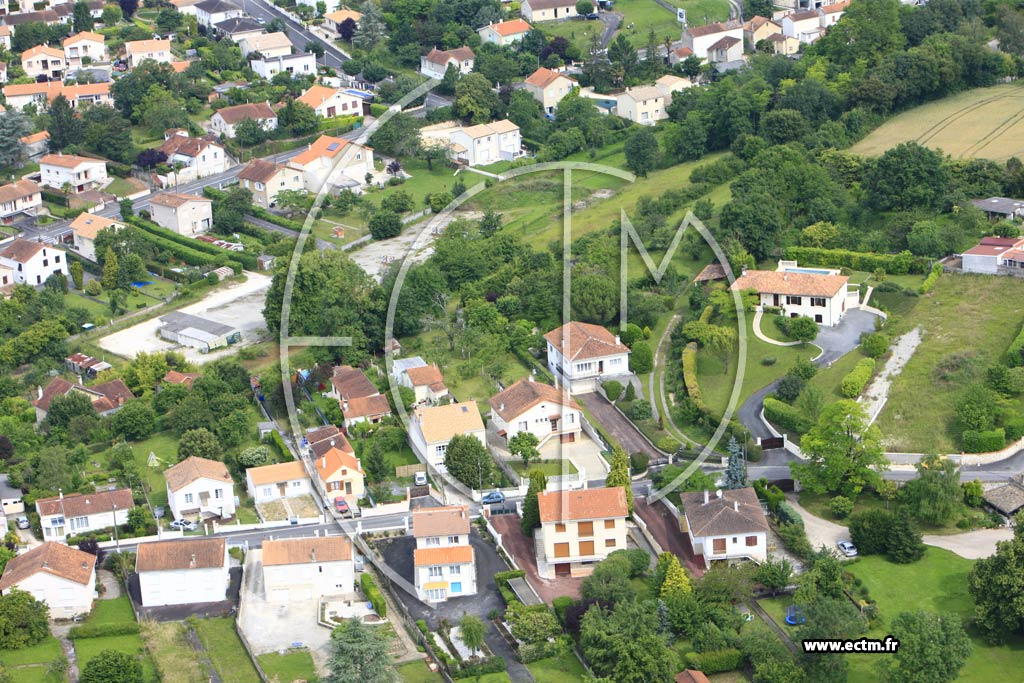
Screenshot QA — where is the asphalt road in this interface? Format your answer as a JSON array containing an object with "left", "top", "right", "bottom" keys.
[{"left": 238, "top": 0, "right": 351, "bottom": 70}]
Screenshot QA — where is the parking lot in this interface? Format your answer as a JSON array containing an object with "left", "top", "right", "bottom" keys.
[{"left": 97, "top": 272, "right": 271, "bottom": 364}]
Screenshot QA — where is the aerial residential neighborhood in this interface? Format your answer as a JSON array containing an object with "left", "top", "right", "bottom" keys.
[{"left": 0, "top": 0, "right": 1021, "bottom": 681}]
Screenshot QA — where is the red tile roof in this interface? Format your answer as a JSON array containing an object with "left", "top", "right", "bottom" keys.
[
  {"left": 544, "top": 321, "right": 630, "bottom": 361},
  {"left": 538, "top": 487, "right": 628, "bottom": 523}
]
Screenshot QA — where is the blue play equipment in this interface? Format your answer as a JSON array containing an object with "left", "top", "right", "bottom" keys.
[{"left": 786, "top": 605, "right": 806, "bottom": 625}]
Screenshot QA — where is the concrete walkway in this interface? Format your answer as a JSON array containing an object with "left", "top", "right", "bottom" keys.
[
  {"left": 859, "top": 327, "right": 921, "bottom": 426},
  {"left": 922, "top": 527, "right": 1014, "bottom": 559},
  {"left": 97, "top": 569, "right": 121, "bottom": 599}
]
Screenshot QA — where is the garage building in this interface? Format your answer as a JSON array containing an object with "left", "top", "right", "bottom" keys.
[
  {"left": 158, "top": 311, "right": 240, "bottom": 352},
  {"left": 261, "top": 536, "right": 353, "bottom": 602}
]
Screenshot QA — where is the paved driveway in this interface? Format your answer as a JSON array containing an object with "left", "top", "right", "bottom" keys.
[
  {"left": 922, "top": 528, "right": 1014, "bottom": 559},
  {"left": 633, "top": 498, "right": 705, "bottom": 578},
  {"left": 785, "top": 496, "right": 848, "bottom": 556},
  {"left": 576, "top": 392, "right": 659, "bottom": 457},
  {"left": 489, "top": 514, "right": 583, "bottom": 604}
]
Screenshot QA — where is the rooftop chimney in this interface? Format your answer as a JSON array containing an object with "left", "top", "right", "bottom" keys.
[
  {"left": 703, "top": 490, "right": 708, "bottom": 505},
  {"left": 190, "top": 553, "right": 196, "bottom": 568},
  {"left": 37, "top": 385, "right": 43, "bottom": 400},
  {"left": 321, "top": 456, "right": 326, "bottom": 469},
  {"left": 733, "top": 500, "right": 739, "bottom": 512},
  {"left": 716, "top": 489, "right": 723, "bottom": 499},
  {"left": 499, "top": 402, "right": 504, "bottom": 412},
  {"left": 311, "top": 548, "right": 316, "bottom": 563},
  {"left": 615, "top": 335, "right": 621, "bottom": 345}
]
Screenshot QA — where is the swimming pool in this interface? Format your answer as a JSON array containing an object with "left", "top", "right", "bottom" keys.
[{"left": 783, "top": 267, "right": 833, "bottom": 275}]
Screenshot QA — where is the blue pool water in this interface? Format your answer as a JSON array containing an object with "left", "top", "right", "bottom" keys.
[
  {"left": 131, "top": 281, "right": 154, "bottom": 288},
  {"left": 783, "top": 267, "right": 832, "bottom": 275}
]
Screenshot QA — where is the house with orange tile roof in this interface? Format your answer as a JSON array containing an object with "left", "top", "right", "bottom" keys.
[
  {"left": 162, "top": 369, "right": 200, "bottom": 389},
  {"left": 412, "top": 505, "right": 476, "bottom": 602},
  {"left": 296, "top": 84, "right": 365, "bottom": 119},
  {"left": 544, "top": 321, "right": 631, "bottom": 393},
  {"left": 521, "top": 0, "right": 578, "bottom": 22},
  {"left": 63, "top": 31, "right": 107, "bottom": 68},
  {"left": 246, "top": 460, "right": 312, "bottom": 503},
  {"left": 0, "top": 179, "right": 42, "bottom": 222},
  {"left": 680, "top": 19, "right": 743, "bottom": 60},
  {"left": 164, "top": 456, "right": 236, "bottom": 520},
  {"left": 409, "top": 401, "right": 485, "bottom": 468},
  {"left": 39, "top": 152, "right": 107, "bottom": 193},
  {"left": 399, "top": 363, "right": 449, "bottom": 404},
  {"left": 0, "top": 542, "right": 96, "bottom": 618},
  {"left": 157, "top": 130, "right": 228, "bottom": 186},
  {"left": 290, "top": 134, "right": 374, "bottom": 192},
  {"left": 237, "top": 158, "right": 304, "bottom": 208},
  {"left": 960, "top": 235, "right": 1024, "bottom": 275},
  {"left": 523, "top": 67, "right": 577, "bottom": 114},
  {"left": 313, "top": 439, "right": 365, "bottom": 504},
  {"left": 323, "top": 7, "right": 362, "bottom": 33},
  {"left": 32, "top": 377, "right": 134, "bottom": 422},
  {"left": 209, "top": 101, "right": 278, "bottom": 138},
  {"left": 535, "top": 486, "right": 628, "bottom": 578},
  {"left": 488, "top": 377, "right": 581, "bottom": 447},
  {"left": 419, "top": 46, "right": 475, "bottom": 79},
  {"left": 262, "top": 536, "right": 353, "bottom": 601},
  {"left": 125, "top": 39, "right": 172, "bottom": 68},
  {"left": 477, "top": 19, "right": 532, "bottom": 45},
  {"left": 730, "top": 261, "right": 852, "bottom": 326},
  {"left": 69, "top": 213, "right": 124, "bottom": 261},
  {"left": 21, "top": 44, "right": 64, "bottom": 80},
  {"left": 2, "top": 80, "right": 63, "bottom": 110}
]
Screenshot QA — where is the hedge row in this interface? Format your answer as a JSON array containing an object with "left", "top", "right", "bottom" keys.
[
  {"left": 519, "top": 638, "right": 566, "bottom": 664},
  {"left": 265, "top": 429, "right": 289, "bottom": 458},
  {"left": 129, "top": 216, "right": 258, "bottom": 270},
  {"left": 698, "top": 305, "right": 713, "bottom": 324},
  {"left": 918, "top": 262, "right": 942, "bottom": 294},
  {"left": 841, "top": 358, "right": 876, "bottom": 398},
  {"left": 249, "top": 205, "right": 305, "bottom": 232},
  {"left": 963, "top": 428, "right": 1006, "bottom": 453},
  {"left": 68, "top": 622, "right": 141, "bottom": 639},
  {"left": 682, "top": 342, "right": 704, "bottom": 409},
  {"left": 130, "top": 222, "right": 243, "bottom": 274},
  {"left": 494, "top": 569, "right": 526, "bottom": 606},
  {"left": 1006, "top": 323, "right": 1024, "bottom": 367},
  {"left": 359, "top": 572, "right": 387, "bottom": 618},
  {"left": 763, "top": 397, "right": 813, "bottom": 435},
  {"left": 684, "top": 648, "right": 743, "bottom": 675},
  {"left": 41, "top": 189, "right": 69, "bottom": 207},
  {"left": 451, "top": 656, "right": 506, "bottom": 680},
  {"left": 783, "top": 246, "right": 931, "bottom": 275}
]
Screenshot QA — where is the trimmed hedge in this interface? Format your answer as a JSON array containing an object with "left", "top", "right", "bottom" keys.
[
  {"left": 918, "top": 262, "right": 942, "bottom": 294},
  {"left": 962, "top": 428, "right": 1006, "bottom": 453},
  {"left": 452, "top": 656, "right": 506, "bottom": 679},
  {"left": 494, "top": 569, "right": 526, "bottom": 606},
  {"left": 1006, "top": 323, "right": 1024, "bottom": 367},
  {"left": 682, "top": 342, "right": 704, "bottom": 409},
  {"left": 129, "top": 216, "right": 257, "bottom": 270},
  {"left": 360, "top": 572, "right": 387, "bottom": 618},
  {"left": 68, "top": 622, "right": 141, "bottom": 639},
  {"left": 784, "top": 246, "right": 931, "bottom": 275},
  {"left": 127, "top": 218, "right": 242, "bottom": 273},
  {"left": 698, "top": 304, "right": 713, "bottom": 324},
  {"left": 603, "top": 380, "right": 623, "bottom": 401},
  {"left": 41, "top": 189, "right": 70, "bottom": 206},
  {"left": 684, "top": 648, "right": 743, "bottom": 675},
  {"left": 841, "top": 358, "right": 876, "bottom": 398},
  {"left": 265, "top": 429, "right": 289, "bottom": 458},
  {"left": 763, "top": 396, "right": 813, "bottom": 435}
]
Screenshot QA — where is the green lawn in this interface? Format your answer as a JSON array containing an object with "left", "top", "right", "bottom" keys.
[
  {"left": 806, "top": 347, "right": 868, "bottom": 401},
  {"left": 257, "top": 650, "right": 318, "bottom": 683},
  {"left": 526, "top": 654, "right": 589, "bottom": 683},
  {"left": 510, "top": 459, "right": 579, "bottom": 477},
  {"left": 398, "top": 660, "right": 443, "bottom": 683},
  {"left": 85, "top": 597, "right": 135, "bottom": 626},
  {"left": 798, "top": 490, "right": 980, "bottom": 535},
  {"left": 75, "top": 634, "right": 158, "bottom": 683},
  {"left": 140, "top": 621, "right": 208, "bottom": 683},
  {"left": 194, "top": 618, "right": 260, "bottom": 683},
  {"left": 106, "top": 177, "right": 142, "bottom": 198},
  {"left": 0, "top": 636, "right": 63, "bottom": 667},
  {"left": 874, "top": 274, "right": 1024, "bottom": 452}
]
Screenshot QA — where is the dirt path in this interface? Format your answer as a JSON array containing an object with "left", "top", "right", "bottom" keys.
[
  {"left": 860, "top": 327, "right": 921, "bottom": 427},
  {"left": 51, "top": 623, "right": 79, "bottom": 683}
]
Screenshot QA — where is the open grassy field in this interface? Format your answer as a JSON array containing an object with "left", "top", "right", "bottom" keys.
[
  {"left": 141, "top": 622, "right": 208, "bottom": 683},
  {"left": 851, "top": 82, "right": 1024, "bottom": 161},
  {"left": 526, "top": 654, "right": 589, "bottom": 683},
  {"left": 257, "top": 650, "right": 318, "bottom": 683},
  {"left": 194, "top": 618, "right": 260, "bottom": 683},
  {"left": 0, "top": 634, "right": 64, "bottom": 683},
  {"left": 874, "top": 274, "right": 1024, "bottom": 452},
  {"left": 760, "top": 548, "right": 1024, "bottom": 683}
]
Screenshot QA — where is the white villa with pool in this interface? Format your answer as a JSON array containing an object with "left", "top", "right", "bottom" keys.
[{"left": 730, "top": 261, "right": 854, "bottom": 326}]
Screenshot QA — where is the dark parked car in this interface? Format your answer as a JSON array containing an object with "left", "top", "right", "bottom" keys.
[{"left": 585, "top": 12, "right": 599, "bottom": 19}]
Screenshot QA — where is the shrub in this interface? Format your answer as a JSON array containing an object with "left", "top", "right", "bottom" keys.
[
  {"left": 1004, "top": 416, "right": 1024, "bottom": 442},
  {"left": 265, "top": 429, "right": 289, "bottom": 458},
  {"left": 790, "top": 358, "right": 817, "bottom": 381},
  {"left": 85, "top": 280, "right": 102, "bottom": 296},
  {"left": 962, "top": 428, "right": 1006, "bottom": 453},
  {"left": 841, "top": 358, "right": 876, "bottom": 398},
  {"left": 452, "top": 657, "right": 506, "bottom": 679},
  {"left": 684, "top": 648, "right": 743, "bottom": 674},
  {"left": 775, "top": 503, "right": 803, "bottom": 528},
  {"left": 627, "top": 399, "right": 652, "bottom": 421},
  {"left": 849, "top": 510, "right": 894, "bottom": 556},
  {"left": 360, "top": 572, "right": 386, "bottom": 618},
  {"left": 774, "top": 374, "right": 805, "bottom": 404},
  {"left": 416, "top": 619, "right": 428, "bottom": 635},
  {"left": 760, "top": 356, "right": 776, "bottom": 366},
  {"left": 682, "top": 342, "right": 704, "bottom": 408},
  {"left": 829, "top": 495, "right": 854, "bottom": 519},
  {"left": 963, "top": 480, "right": 984, "bottom": 507},
  {"left": 1007, "top": 323, "right": 1024, "bottom": 367},
  {"left": 631, "top": 341, "right": 653, "bottom": 373},
  {"left": 918, "top": 262, "right": 942, "bottom": 294},
  {"left": 552, "top": 596, "right": 574, "bottom": 625},
  {"left": 776, "top": 522, "right": 813, "bottom": 559},
  {"left": 763, "top": 397, "right": 813, "bottom": 435},
  {"left": 860, "top": 332, "right": 889, "bottom": 358},
  {"left": 783, "top": 246, "right": 930, "bottom": 275},
  {"left": 603, "top": 380, "right": 623, "bottom": 401},
  {"left": 629, "top": 451, "right": 649, "bottom": 474}
]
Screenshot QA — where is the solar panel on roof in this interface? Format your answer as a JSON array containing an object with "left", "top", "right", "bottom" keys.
[{"left": 327, "top": 142, "right": 340, "bottom": 151}]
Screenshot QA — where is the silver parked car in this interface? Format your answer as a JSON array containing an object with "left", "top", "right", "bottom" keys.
[{"left": 837, "top": 540, "right": 858, "bottom": 557}]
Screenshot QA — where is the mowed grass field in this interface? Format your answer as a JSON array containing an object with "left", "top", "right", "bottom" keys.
[{"left": 851, "top": 83, "right": 1024, "bottom": 161}]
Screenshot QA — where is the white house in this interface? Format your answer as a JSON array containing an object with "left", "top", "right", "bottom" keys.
[
  {"left": 412, "top": 506, "right": 476, "bottom": 603},
  {"left": 0, "top": 542, "right": 95, "bottom": 618},
  {"left": 488, "top": 377, "right": 582, "bottom": 448},
  {"left": 706, "top": 35, "right": 743, "bottom": 63},
  {"left": 157, "top": 131, "right": 228, "bottom": 186},
  {"left": 135, "top": 538, "right": 229, "bottom": 606},
  {"left": 194, "top": 0, "right": 242, "bottom": 27},
  {"left": 730, "top": 266, "right": 850, "bottom": 326},
  {"left": 210, "top": 101, "right": 278, "bottom": 139},
  {"left": 237, "top": 158, "right": 304, "bottom": 208},
  {"left": 430, "top": 119, "right": 521, "bottom": 167},
  {"left": 69, "top": 212, "right": 123, "bottom": 262},
  {"left": 291, "top": 135, "right": 374, "bottom": 192},
  {"left": 39, "top": 153, "right": 107, "bottom": 193},
  {"left": 409, "top": 401, "right": 486, "bottom": 469},
  {"left": 0, "top": 179, "right": 42, "bottom": 222},
  {"left": 35, "top": 488, "right": 133, "bottom": 543},
  {"left": 0, "top": 238, "right": 68, "bottom": 285},
  {"left": 477, "top": 19, "right": 532, "bottom": 45},
  {"left": 148, "top": 193, "right": 213, "bottom": 236},
  {"left": 262, "top": 536, "right": 353, "bottom": 602},
  {"left": 419, "top": 46, "right": 475, "bottom": 79},
  {"left": 214, "top": 16, "right": 264, "bottom": 41},
  {"left": 781, "top": 9, "right": 824, "bottom": 43},
  {"left": 164, "top": 456, "right": 237, "bottom": 521},
  {"left": 63, "top": 31, "right": 107, "bottom": 68},
  {"left": 961, "top": 236, "right": 1024, "bottom": 275},
  {"left": 820, "top": 0, "right": 850, "bottom": 27},
  {"left": 544, "top": 321, "right": 632, "bottom": 394},
  {"left": 238, "top": 31, "right": 293, "bottom": 58},
  {"left": 21, "top": 45, "right": 64, "bottom": 80},
  {"left": 400, "top": 363, "right": 449, "bottom": 404},
  {"left": 679, "top": 488, "right": 769, "bottom": 568},
  {"left": 536, "top": 487, "right": 628, "bottom": 579},
  {"left": 0, "top": 474, "right": 24, "bottom": 517},
  {"left": 680, "top": 20, "right": 743, "bottom": 61},
  {"left": 521, "top": 0, "right": 577, "bottom": 22},
  {"left": 125, "top": 39, "right": 172, "bottom": 68},
  {"left": 246, "top": 460, "right": 312, "bottom": 503},
  {"left": 296, "top": 84, "right": 365, "bottom": 119},
  {"left": 523, "top": 67, "right": 577, "bottom": 115},
  {"left": 250, "top": 52, "right": 317, "bottom": 80},
  {"left": 615, "top": 86, "right": 667, "bottom": 125}
]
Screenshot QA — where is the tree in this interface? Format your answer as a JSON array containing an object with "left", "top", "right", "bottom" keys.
[
  {"left": 0, "top": 589, "right": 50, "bottom": 649},
  {"left": 362, "top": 441, "right": 388, "bottom": 483},
  {"left": 970, "top": 521, "right": 1024, "bottom": 643},
  {"left": 305, "top": 40, "right": 325, "bottom": 60},
  {"left": 724, "top": 436, "right": 746, "bottom": 489},
  {"left": 352, "top": 2, "right": 386, "bottom": 52},
  {"left": 664, "top": 112, "right": 706, "bottom": 162},
  {"left": 509, "top": 431, "right": 540, "bottom": 469},
  {"left": 47, "top": 95, "right": 86, "bottom": 151},
  {"left": 458, "top": 614, "right": 485, "bottom": 656},
  {"left": 455, "top": 73, "right": 500, "bottom": 125},
  {"left": 659, "top": 553, "right": 691, "bottom": 599},
  {"left": 902, "top": 454, "right": 961, "bottom": 526},
  {"left": 790, "top": 400, "right": 887, "bottom": 498},
  {"left": 72, "top": 0, "right": 94, "bottom": 32},
  {"left": 46, "top": 392, "right": 96, "bottom": 429},
  {"left": 139, "top": 86, "right": 188, "bottom": 134},
  {"left": 607, "top": 34, "right": 638, "bottom": 84},
  {"left": 80, "top": 649, "right": 142, "bottom": 683},
  {"left": 630, "top": 341, "right": 653, "bottom": 373},
  {"left": 797, "top": 598, "right": 867, "bottom": 683},
  {"left": 338, "top": 17, "right": 357, "bottom": 41},
  {"left": 111, "top": 400, "right": 156, "bottom": 440},
  {"left": 863, "top": 142, "right": 948, "bottom": 211},
  {"left": 443, "top": 434, "right": 491, "bottom": 489},
  {"left": 119, "top": 0, "right": 138, "bottom": 18},
  {"left": 576, "top": 0, "right": 594, "bottom": 13},
  {"left": 624, "top": 127, "right": 659, "bottom": 178},
  {"left": 956, "top": 383, "right": 996, "bottom": 432},
  {"left": 235, "top": 117, "right": 269, "bottom": 147},
  {"left": 325, "top": 618, "right": 397, "bottom": 683},
  {"left": 278, "top": 99, "right": 318, "bottom": 136},
  {"left": 877, "top": 611, "right": 971, "bottom": 683},
  {"left": 101, "top": 247, "right": 119, "bottom": 291},
  {"left": 0, "top": 110, "right": 31, "bottom": 169},
  {"left": 69, "top": 261, "right": 84, "bottom": 290},
  {"left": 177, "top": 428, "right": 221, "bottom": 461},
  {"left": 368, "top": 209, "right": 402, "bottom": 240},
  {"left": 787, "top": 316, "right": 819, "bottom": 344},
  {"left": 101, "top": 5, "right": 122, "bottom": 24},
  {"left": 520, "top": 468, "right": 548, "bottom": 535},
  {"left": 605, "top": 447, "right": 634, "bottom": 513},
  {"left": 756, "top": 557, "right": 792, "bottom": 596}
]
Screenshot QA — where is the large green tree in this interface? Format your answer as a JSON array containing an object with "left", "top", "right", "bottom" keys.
[
  {"left": 0, "top": 110, "right": 31, "bottom": 169},
  {"left": 797, "top": 598, "right": 867, "bottom": 683},
  {"left": 47, "top": 95, "right": 86, "bottom": 151},
  {"left": 878, "top": 611, "right": 971, "bottom": 683},
  {"left": 790, "top": 400, "right": 887, "bottom": 497},
  {"left": 902, "top": 454, "right": 961, "bottom": 525},
  {"left": 443, "top": 433, "right": 492, "bottom": 489},
  {"left": 605, "top": 447, "right": 634, "bottom": 513},
  {"left": 177, "top": 428, "right": 222, "bottom": 461},
  {"left": 0, "top": 589, "right": 50, "bottom": 649},
  {"left": 325, "top": 618, "right": 397, "bottom": 683},
  {"left": 508, "top": 431, "right": 540, "bottom": 469},
  {"left": 520, "top": 468, "right": 548, "bottom": 535},
  {"left": 624, "top": 127, "right": 659, "bottom": 178},
  {"left": 969, "top": 520, "right": 1024, "bottom": 643},
  {"left": 455, "top": 72, "right": 501, "bottom": 125}
]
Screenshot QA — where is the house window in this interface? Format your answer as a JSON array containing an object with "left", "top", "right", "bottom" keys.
[
  {"left": 428, "top": 566, "right": 443, "bottom": 577},
  {"left": 291, "top": 480, "right": 301, "bottom": 487},
  {"left": 578, "top": 540, "right": 594, "bottom": 556},
  {"left": 185, "top": 493, "right": 194, "bottom": 504},
  {"left": 426, "top": 537, "right": 440, "bottom": 546},
  {"left": 712, "top": 538, "right": 726, "bottom": 554},
  {"left": 71, "top": 516, "right": 88, "bottom": 530},
  {"left": 811, "top": 297, "right": 826, "bottom": 307},
  {"left": 447, "top": 536, "right": 458, "bottom": 545},
  {"left": 426, "top": 588, "right": 446, "bottom": 601},
  {"left": 786, "top": 296, "right": 803, "bottom": 305},
  {"left": 604, "top": 519, "right": 615, "bottom": 529},
  {"left": 450, "top": 582, "right": 462, "bottom": 593},
  {"left": 745, "top": 536, "right": 758, "bottom": 547},
  {"left": 518, "top": 421, "right": 528, "bottom": 431},
  {"left": 577, "top": 521, "right": 593, "bottom": 537},
  {"left": 605, "top": 538, "right": 616, "bottom": 548},
  {"left": 434, "top": 444, "right": 447, "bottom": 457},
  {"left": 215, "top": 489, "right": 223, "bottom": 499},
  {"left": 449, "top": 565, "right": 461, "bottom": 575},
  {"left": 262, "top": 487, "right": 272, "bottom": 497},
  {"left": 554, "top": 542, "right": 570, "bottom": 558},
  {"left": 555, "top": 523, "right": 566, "bottom": 533}
]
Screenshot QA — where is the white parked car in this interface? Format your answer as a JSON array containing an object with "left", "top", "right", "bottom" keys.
[{"left": 837, "top": 540, "right": 858, "bottom": 557}]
